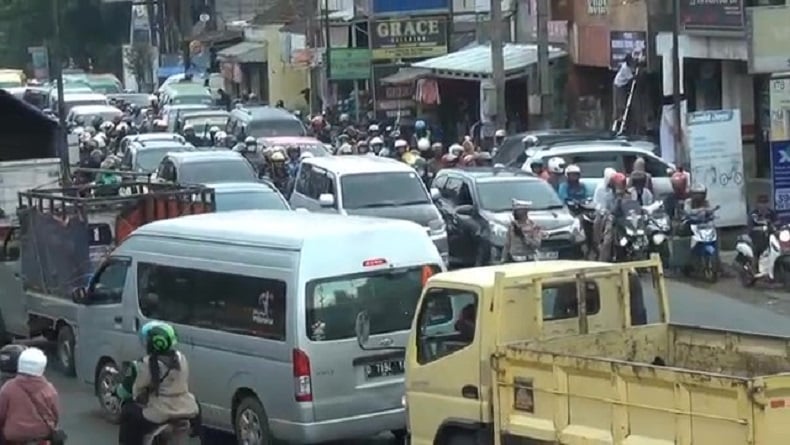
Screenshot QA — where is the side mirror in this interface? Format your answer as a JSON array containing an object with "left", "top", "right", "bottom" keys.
[
  {"left": 318, "top": 193, "right": 335, "bottom": 207},
  {"left": 72, "top": 287, "right": 88, "bottom": 304},
  {"left": 455, "top": 204, "right": 474, "bottom": 216},
  {"left": 430, "top": 188, "right": 440, "bottom": 200},
  {"left": 666, "top": 167, "right": 675, "bottom": 175},
  {"left": 355, "top": 310, "right": 370, "bottom": 348}
]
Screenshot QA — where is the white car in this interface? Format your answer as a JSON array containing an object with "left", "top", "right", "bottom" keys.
[{"left": 523, "top": 144, "right": 676, "bottom": 197}]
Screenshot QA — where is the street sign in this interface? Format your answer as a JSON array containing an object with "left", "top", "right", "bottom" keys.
[{"left": 370, "top": 16, "right": 448, "bottom": 60}]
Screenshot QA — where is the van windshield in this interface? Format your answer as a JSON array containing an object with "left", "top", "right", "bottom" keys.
[
  {"left": 341, "top": 172, "right": 430, "bottom": 209},
  {"left": 247, "top": 119, "right": 306, "bottom": 137},
  {"left": 306, "top": 265, "right": 440, "bottom": 341}
]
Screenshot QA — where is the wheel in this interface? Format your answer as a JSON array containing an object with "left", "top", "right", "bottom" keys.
[
  {"left": 56, "top": 325, "right": 76, "bottom": 376},
  {"left": 447, "top": 432, "right": 477, "bottom": 445},
  {"left": 736, "top": 256, "right": 756, "bottom": 287},
  {"left": 703, "top": 256, "right": 718, "bottom": 283},
  {"left": 234, "top": 396, "right": 272, "bottom": 445},
  {"left": 391, "top": 428, "right": 408, "bottom": 444},
  {"left": 96, "top": 361, "right": 122, "bottom": 424}
]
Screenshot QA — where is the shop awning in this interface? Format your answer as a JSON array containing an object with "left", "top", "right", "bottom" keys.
[
  {"left": 217, "top": 41, "right": 268, "bottom": 64},
  {"left": 411, "top": 43, "right": 567, "bottom": 80},
  {"left": 380, "top": 68, "right": 431, "bottom": 84}
]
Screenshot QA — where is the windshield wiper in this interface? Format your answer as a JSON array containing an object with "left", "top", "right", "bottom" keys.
[
  {"left": 533, "top": 204, "right": 566, "bottom": 211},
  {"left": 354, "top": 201, "right": 398, "bottom": 208},
  {"left": 395, "top": 199, "right": 430, "bottom": 206}
]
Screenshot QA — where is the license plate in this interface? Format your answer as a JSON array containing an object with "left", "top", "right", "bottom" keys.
[
  {"left": 533, "top": 251, "right": 558, "bottom": 260},
  {"left": 365, "top": 360, "right": 405, "bottom": 378}
]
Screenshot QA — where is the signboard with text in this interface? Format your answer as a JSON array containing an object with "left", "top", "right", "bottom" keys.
[
  {"left": 679, "top": 0, "right": 744, "bottom": 33},
  {"left": 747, "top": 6, "right": 790, "bottom": 74},
  {"left": 770, "top": 76, "right": 790, "bottom": 220},
  {"left": 609, "top": 31, "right": 646, "bottom": 69},
  {"left": 329, "top": 48, "right": 371, "bottom": 80},
  {"left": 373, "top": 64, "right": 416, "bottom": 124},
  {"left": 372, "top": 0, "right": 449, "bottom": 16},
  {"left": 370, "top": 16, "right": 448, "bottom": 60}
]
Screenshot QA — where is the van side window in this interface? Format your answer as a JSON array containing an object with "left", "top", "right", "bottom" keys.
[
  {"left": 541, "top": 281, "right": 601, "bottom": 320},
  {"left": 88, "top": 259, "right": 130, "bottom": 305},
  {"left": 295, "top": 163, "right": 313, "bottom": 196},
  {"left": 415, "top": 287, "right": 478, "bottom": 364},
  {"left": 137, "top": 262, "right": 287, "bottom": 341}
]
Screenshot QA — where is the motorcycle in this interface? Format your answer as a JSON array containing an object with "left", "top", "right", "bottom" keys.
[
  {"left": 683, "top": 206, "right": 720, "bottom": 283},
  {"left": 734, "top": 216, "right": 790, "bottom": 287},
  {"left": 613, "top": 201, "right": 649, "bottom": 262},
  {"left": 644, "top": 200, "right": 671, "bottom": 264},
  {"left": 566, "top": 199, "right": 596, "bottom": 258}
]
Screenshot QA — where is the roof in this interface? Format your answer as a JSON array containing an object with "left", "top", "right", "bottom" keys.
[
  {"left": 133, "top": 210, "right": 423, "bottom": 249},
  {"left": 131, "top": 140, "right": 193, "bottom": 151},
  {"left": 306, "top": 155, "right": 415, "bottom": 174},
  {"left": 163, "top": 83, "right": 212, "bottom": 95},
  {"left": 125, "top": 133, "right": 185, "bottom": 143},
  {"left": 166, "top": 150, "right": 245, "bottom": 164},
  {"left": 430, "top": 260, "right": 616, "bottom": 288},
  {"left": 205, "top": 182, "right": 278, "bottom": 193},
  {"left": 62, "top": 92, "right": 107, "bottom": 100},
  {"left": 69, "top": 105, "right": 122, "bottom": 115},
  {"left": 532, "top": 144, "right": 656, "bottom": 158},
  {"left": 258, "top": 136, "right": 322, "bottom": 145},
  {"left": 441, "top": 167, "right": 534, "bottom": 180},
  {"left": 234, "top": 105, "right": 297, "bottom": 119},
  {"left": 179, "top": 110, "right": 229, "bottom": 118},
  {"left": 217, "top": 41, "right": 267, "bottom": 63},
  {"left": 411, "top": 43, "right": 567, "bottom": 80}
]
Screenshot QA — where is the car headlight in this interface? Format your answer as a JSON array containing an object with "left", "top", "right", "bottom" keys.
[
  {"left": 428, "top": 219, "right": 446, "bottom": 236},
  {"left": 490, "top": 222, "right": 508, "bottom": 244}
]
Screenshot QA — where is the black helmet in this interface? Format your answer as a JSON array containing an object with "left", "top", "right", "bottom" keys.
[{"left": 0, "top": 344, "right": 27, "bottom": 374}]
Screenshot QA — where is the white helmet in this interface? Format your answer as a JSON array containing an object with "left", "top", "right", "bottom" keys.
[
  {"left": 368, "top": 124, "right": 380, "bottom": 132},
  {"left": 547, "top": 157, "right": 566, "bottom": 174},
  {"left": 17, "top": 347, "right": 47, "bottom": 377},
  {"left": 417, "top": 138, "right": 430, "bottom": 151},
  {"left": 495, "top": 129, "right": 506, "bottom": 138},
  {"left": 370, "top": 136, "right": 384, "bottom": 145},
  {"left": 394, "top": 139, "right": 408, "bottom": 149},
  {"left": 299, "top": 151, "right": 315, "bottom": 160},
  {"left": 565, "top": 164, "right": 581, "bottom": 175},
  {"left": 244, "top": 136, "right": 256, "bottom": 144},
  {"left": 448, "top": 144, "right": 463, "bottom": 157},
  {"left": 339, "top": 143, "right": 353, "bottom": 154},
  {"left": 215, "top": 131, "right": 228, "bottom": 140}
]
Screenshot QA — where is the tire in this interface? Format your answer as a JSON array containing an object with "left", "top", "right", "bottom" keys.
[
  {"left": 703, "top": 256, "right": 718, "bottom": 283},
  {"left": 234, "top": 396, "right": 272, "bottom": 445},
  {"left": 447, "top": 432, "right": 477, "bottom": 445},
  {"left": 56, "top": 325, "right": 76, "bottom": 376},
  {"left": 96, "top": 361, "right": 122, "bottom": 424},
  {"left": 391, "top": 428, "right": 408, "bottom": 444}
]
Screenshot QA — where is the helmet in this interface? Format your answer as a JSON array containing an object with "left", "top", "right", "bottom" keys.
[
  {"left": 270, "top": 150, "right": 287, "bottom": 162},
  {"left": 299, "top": 151, "right": 314, "bottom": 160},
  {"left": 339, "top": 113, "right": 350, "bottom": 122},
  {"left": 244, "top": 136, "right": 256, "bottom": 144},
  {"left": 394, "top": 139, "right": 408, "bottom": 149},
  {"left": 610, "top": 172, "right": 627, "bottom": 190},
  {"left": 183, "top": 124, "right": 194, "bottom": 132},
  {"left": 286, "top": 145, "right": 300, "bottom": 154},
  {"left": 547, "top": 157, "right": 566, "bottom": 174},
  {"left": 339, "top": 143, "right": 354, "bottom": 154},
  {"left": 0, "top": 344, "right": 27, "bottom": 374},
  {"left": 565, "top": 164, "right": 581, "bottom": 176},
  {"left": 17, "top": 347, "right": 47, "bottom": 377},
  {"left": 670, "top": 171, "right": 688, "bottom": 191},
  {"left": 495, "top": 129, "right": 506, "bottom": 138},
  {"left": 415, "top": 120, "right": 426, "bottom": 130},
  {"left": 603, "top": 167, "right": 617, "bottom": 184},
  {"left": 448, "top": 144, "right": 463, "bottom": 157},
  {"left": 630, "top": 170, "right": 647, "bottom": 188},
  {"left": 522, "top": 135, "right": 539, "bottom": 146},
  {"left": 209, "top": 126, "right": 220, "bottom": 133},
  {"left": 215, "top": 131, "right": 228, "bottom": 140},
  {"left": 370, "top": 136, "right": 383, "bottom": 146},
  {"left": 417, "top": 138, "right": 430, "bottom": 151},
  {"left": 512, "top": 199, "right": 531, "bottom": 218},
  {"left": 689, "top": 183, "right": 707, "bottom": 200},
  {"left": 140, "top": 320, "right": 177, "bottom": 354},
  {"left": 368, "top": 124, "right": 379, "bottom": 132}
]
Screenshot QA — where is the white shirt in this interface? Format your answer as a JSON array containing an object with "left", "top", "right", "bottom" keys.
[{"left": 613, "top": 62, "right": 634, "bottom": 87}]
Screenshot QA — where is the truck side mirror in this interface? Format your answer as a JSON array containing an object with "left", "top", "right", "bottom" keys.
[
  {"left": 72, "top": 287, "right": 88, "bottom": 304},
  {"left": 318, "top": 193, "right": 335, "bottom": 207}
]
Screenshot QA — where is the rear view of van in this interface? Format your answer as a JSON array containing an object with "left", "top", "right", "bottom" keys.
[{"left": 73, "top": 210, "right": 444, "bottom": 444}]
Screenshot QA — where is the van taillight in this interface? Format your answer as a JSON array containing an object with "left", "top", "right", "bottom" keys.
[{"left": 292, "top": 348, "right": 313, "bottom": 402}]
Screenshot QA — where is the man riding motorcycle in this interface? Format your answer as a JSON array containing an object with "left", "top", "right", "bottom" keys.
[
  {"left": 117, "top": 321, "right": 199, "bottom": 445},
  {"left": 545, "top": 157, "right": 566, "bottom": 191},
  {"left": 557, "top": 164, "right": 589, "bottom": 202},
  {"left": 501, "top": 200, "right": 543, "bottom": 263},
  {"left": 663, "top": 171, "right": 689, "bottom": 224},
  {"left": 629, "top": 170, "right": 654, "bottom": 206},
  {"left": 182, "top": 125, "right": 201, "bottom": 146},
  {"left": 595, "top": 171, "right": 628, "bottom": 261}
]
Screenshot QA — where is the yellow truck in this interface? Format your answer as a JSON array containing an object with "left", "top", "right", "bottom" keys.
[{"left": 397, "top": 256, "right": 790, "bottom": 445}]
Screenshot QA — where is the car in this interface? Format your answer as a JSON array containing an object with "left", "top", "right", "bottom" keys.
[
  {"left": 66, "top": 104, "right": 122, "bottom": 128},
  {"left": 120, "top": 139, "right": 195, "bottom": 173},
  {"left": 290, "top": 155, "right": 449, "bottom": 264},
  {"left": 160, "top": 104, "right": 213, "bottom": 126},
  {"left": 208, "top": 181, "right": 291, "bottom": 212},
  {"left": 118, "top": 133, "right": 186, "bottom": 155},
  {"left": 226, "top": 105, "right": 306, "bottom": 140},
  {"left": 154, "top": 150, "right": 258, "bottom": 185},
  {"left": 257, "top": 136, "right": 331, "bottom": 157},
  {"left": 53, "top": 92, "right": 109, "bottom": 115},
  {"left": 160, "top": 83, "right": 214, "bottom": 106},
  {"left": 158, "top": 72, "right": 224, "bottom": 97},
  {"left": 21, "top": 86, "right": 50, "bottom": 110},
  {"left": 432, "top": 166, "right": 585, "bottom": 266},
  {"left": 107, "top": 93, "right": 154, "bottom": 108},
  {"left": 524, "top": 144, "right": 675, "bottom": 197},
  {"left": 84, "top": 74, "right": 123, "bottom": 94},
  {"left": 169, "top": 109, "right": 230, "bottom": 134}
]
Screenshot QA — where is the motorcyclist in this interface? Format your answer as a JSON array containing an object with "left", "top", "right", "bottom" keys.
[
  {"left": 0, "top": 344, "right": 26, "bottom": 387},
  {"left": 356, "top": 140, "right": 369, "bottom": 155},
  {"left": 527, "top": 159, "right": 550, "bottom": 180},
  {"left": 492, "top": 129, "right": 506, "bottom": 155},
  {"left": 416, "top": 137, "right": 431, "bottom": 159},
  {"left": 750, "top": 194, "right": 777, "bottom": 227},
  {"left": 208, "top": 126, "right": 221, "bottom": 146},
  {"left": 394, "top": 139, "right": 409, "bottom": 162},
  {"left": 545, "top": 157, "right": 566, "bottom": 191},
  {"left": 501, "top": 199, "right": 543, "bottom": 263},
  {"left": 557, "top": 164, "right": 590, "bottom": 202},
  {"left": 266, "top": 148, "right": 290, "bottom": 193},
  {"left": 369, "top": 137, "right": 384, "bottom": 156},
  {"left": 338, "top": 143, "right": 354, "bottom": 155},
  {"left": 683, "top": 183, "right": 711, "bottom": 215},
  {"left": 0, "top": 347, "right": 60, "bottom": 444},
  {"left": 629, "top": 170, "right": 654, "bottom": 206},
  {"left": 597, "top": 172, "right": 629, "bottom": 261},
  {"left": 285, "top": 145, "right": 301, "bottom": 178},
  {"left": 426, "top": 142, "right": 444, "bottom": 179},
  {"left": 593, "top": 167, "right": 617, "bottom": 212},
  {"left": 628, "top": 156, "right": 654, "bottom": 193},
  {"left": 413, "top": 120, "right": 431, "bottom": 145},
  {"left": 367, "top": 124, "right": 380, "bottom": 140},
  {"left": 117, "top": 321, "right": 198, "bottom": 445},
  {"left": 663, "top": 171, "right": 689, "bottom": 224},
  {"left": 182, "top": 124, "right": 201, "bottom": 146},
  {"left": 442, "top": 144, "right": 463, "bottom": 168}
]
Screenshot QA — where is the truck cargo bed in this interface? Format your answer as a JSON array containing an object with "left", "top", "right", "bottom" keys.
[{"left": 496, "top": 324, "right": 790, "bottom": 445}]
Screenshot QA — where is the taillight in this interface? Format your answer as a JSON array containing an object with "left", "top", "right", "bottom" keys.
[{"left": 292, "top": 348, "right": 312, "bottom": 402}]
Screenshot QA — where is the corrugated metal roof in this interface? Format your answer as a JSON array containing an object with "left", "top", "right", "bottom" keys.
[
  {"left": 217, "top": 41, "right": 268, "bottom": 63},
  {"left": 411, "top": 43, "right": 567, "bottom": 79}
]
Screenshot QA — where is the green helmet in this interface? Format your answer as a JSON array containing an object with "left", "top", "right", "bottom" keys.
[{"left": 140, "top": 320, "right": 177, "bottom": 353}]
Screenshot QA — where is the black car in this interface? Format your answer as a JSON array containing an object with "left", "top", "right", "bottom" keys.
[{"left": 431, "top": 167, "right": 585, "bottom": 267}]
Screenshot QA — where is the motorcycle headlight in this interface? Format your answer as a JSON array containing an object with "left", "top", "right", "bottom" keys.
[
  {"left": 625, "top": 227, "right": 636, "bottom": 236},
  {"left": 620, "top": 237, "right": 628, "bottom": 246},
  {"left": 428, "top": 218, "right": 446, "bottom": 236},
  {"left": 490, "top": 222, "right": 508, "bottom": 244},
  {"left": 780, "top": 230, "right": 790, "bottom": 243}
]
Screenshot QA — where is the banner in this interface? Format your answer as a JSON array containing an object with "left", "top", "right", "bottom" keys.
[
  {"left": 329, "top": 49, "right": 371, "bottom": 80},
  {"left": 370, "top": 17, "right": 448, "bottom": 60},
  {"left": 609, "top": 31, "right": 646, "bottom": 70},
  {"left": 679, "top": 0, "right": 744, "bottom": 33}
]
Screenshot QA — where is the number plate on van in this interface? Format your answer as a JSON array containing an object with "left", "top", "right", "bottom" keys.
[{"left": 366, "top": 360, "right": 405, "bottom": 378}]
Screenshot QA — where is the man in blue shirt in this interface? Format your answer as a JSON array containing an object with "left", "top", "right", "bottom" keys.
[{"left": 557, "top": 164, "right": 590, "bottom": 202}]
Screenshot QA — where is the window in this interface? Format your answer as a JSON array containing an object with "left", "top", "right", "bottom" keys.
[
  {"left": 622, "top": 154, "right": 669, "bottom": 178},
  {"left": 178, "top": 160, "right": 257, "bottom": 184},
  {"left": 415, "top": 287, "right": 479, "bottom": 364},
  {"left": 541, "top": 281, "right": 600, "bottom": 320},
  {"left": 121, "top": 149, "right": 132, "bottom": 169},
  {"left": 306, "top": 265, "right": 441, "bottom": 342},
  {"left": 247, "top": 119, "right": 307, "bottom": 138},
  {"left": 569, "top": 153, "right": 621, "bottom": 178},
  {"left": 454, "top": 182, "right": 474, "bottom": 206},
  {"left": 215, "top": 190, "right": 289, "bottom": 211},
  {"left": 88, "top": 259, "right": 130, "bottom": 305},
  {"left": 137, "top": 262, "right": 287, "bottom": 341},
  {"left": 340, "top": 172, "right": 429, "bottom": 209},
  {"left": 431, "top": 175, "right": 448, "bottom": 190},
  {"left": 441, "top": 177, "right": 462, "bottom": 200},
  {"left": 478, "top": 179, "right": 564, "bottom": 212},
  {"left": 294, "top": 163, "right": 313, "bottom": 196}
]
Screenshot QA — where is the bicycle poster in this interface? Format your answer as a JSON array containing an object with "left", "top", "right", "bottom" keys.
[{"left": 687, "top": 109, "right": 747, "bottom": 227}]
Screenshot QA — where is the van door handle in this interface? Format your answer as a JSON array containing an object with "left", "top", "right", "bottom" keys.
[
  {"left": 134, "top": 318, "right": 140, "bottom": 331},
  {"left": 461, "top": 385, "right": 479, "bottom": 399},
  {"left": 113, "top": 316, "right": 123, "bottom": 324}
]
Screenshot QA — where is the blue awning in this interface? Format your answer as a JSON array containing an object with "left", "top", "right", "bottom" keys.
[{"left": 157, "top": 65, "right": 204, "bottom": 79}]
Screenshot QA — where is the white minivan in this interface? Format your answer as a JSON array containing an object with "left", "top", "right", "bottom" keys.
[{"left": 72, "top": 210, "right": 445, "bottom": 443}]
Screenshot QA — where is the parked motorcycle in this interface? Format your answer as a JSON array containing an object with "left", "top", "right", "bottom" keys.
[
  {"left": 734, "top": 216, "right": 790, "bottom": 287},
  {"left": 613, "top": 200, "right": 649, "bottom": 262},
  {"left": 683, "top": 206, "right": 720, "bottom": 283},
  {"left": 644, "top": 200, "right": 671, "bottom": 264},
  {"left": 566, "top": 199, "right": 596, "bottom": 258}
]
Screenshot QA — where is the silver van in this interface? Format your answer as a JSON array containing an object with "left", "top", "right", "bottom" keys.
[
  {"left": 290, "top": 155, "right": 449, "bottom": 265},
  {"left": 72, "top": 210, "right": 445, "bottom": 443}
]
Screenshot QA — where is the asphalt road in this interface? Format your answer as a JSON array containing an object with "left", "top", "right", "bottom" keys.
[{"left": 45, "top": 277, "right": 790, "bottom": 444}]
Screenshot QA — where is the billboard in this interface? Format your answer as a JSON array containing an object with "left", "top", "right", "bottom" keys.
[
  {"left": 370, "top": 16, "right": 448, "bottom": 60},
  {"left": 372, "top": 0, "right": 449, "bottom": 16},
  {"left": 679, "top": 0, "right": 744, "bottom": 33},
  {"left": 746, "top": 6, "right": 790, "bottom": 74}
]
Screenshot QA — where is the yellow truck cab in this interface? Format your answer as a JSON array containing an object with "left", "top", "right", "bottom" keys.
[{"left": 400, "top": 256, "right": 790, "bottom": 445}]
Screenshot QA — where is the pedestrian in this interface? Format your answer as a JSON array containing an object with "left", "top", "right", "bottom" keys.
[{"left": 613, "top": 53, "right": 636, "bottom": 122}]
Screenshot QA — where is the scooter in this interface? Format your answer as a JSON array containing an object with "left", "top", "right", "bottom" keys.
[
  {"left": 683, "top": 206, "right": 720, "bottom": 283},
  {"left": 734, "top": 217, "right": 790, "bottom": 287},
  {"left": 644, "top": 201, "right": 671, "bottom": 263},
  {"left": 566, "top": 199, "right": 596, "bottom": 258},
  {"left": 614, "top": 205, "right": 649, "bottom": 262}
]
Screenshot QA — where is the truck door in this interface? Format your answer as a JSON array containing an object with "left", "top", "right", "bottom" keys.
[
  {"left": 0, "top": 228, "right": 27, "bottom": 337},
  {"left": 407, "top": 285, "right": 481, "bottom": 445}
]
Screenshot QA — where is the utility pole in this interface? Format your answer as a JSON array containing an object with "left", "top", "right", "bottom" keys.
[
  {"left": 52, "top": 0, "right": 71, "bottom": 186},
  {"left": 490, "top": 0, "right": 506, "bottom": 130},
  {"left": 536, "top": 0, "right": 551, "bottom": 126},
  {"left": 671, "top": 0, "right": 685, "bottom": 166},
  {"left": 306, "top": 0, "right": 320, "bottom": 114}
]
